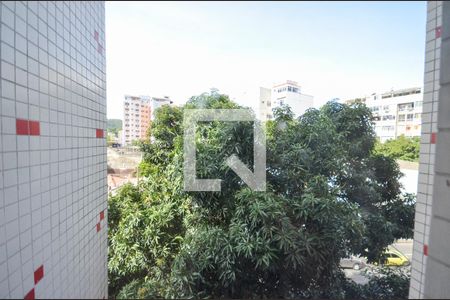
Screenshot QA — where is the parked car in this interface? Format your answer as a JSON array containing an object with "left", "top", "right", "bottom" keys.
[
  {"left": 378, "top": 249, "right": 410, "bottom": 266},
  {"left": 340, "top": 255, "right": 367, "bottom": 270}
]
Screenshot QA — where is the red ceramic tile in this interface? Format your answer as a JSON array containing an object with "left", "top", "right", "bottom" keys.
[
  {"left": 24, "top": 288, "right": 35, "bottom": 300},
  {"left": 34, "top": 265, "right": 44, "bottom": 285},
  {"left": 29, "top": 121, "right": 40, "bottom": 136},
  {"left": 100, "top": 210, "right": 104, "bottom": 221},
  {"left": 96, "top": 129, "right": 104, "bottom": 138},
  {"left": 436, "top": 26, "right": 442, "bottom": 38},
  {"left": 424, "top": 244, "right": 428, "bottom": 256},
  {"left": 16, "top": 119, "right": 30, "bottom": 135},
  {"left": 96, "top": 223, "right": 101, "bottom": 232},
  {"left": 431, "top": 132, "right": 437, "bottom": 144}
]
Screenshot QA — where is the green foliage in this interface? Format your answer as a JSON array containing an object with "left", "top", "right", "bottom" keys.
[
  {"left": 349, "top": 267, "right": 411, "bottom": 299},
  {"left": 107, "top": 119, "right": 123, "bottom": 137},
  {"left": 374, "top": 135, "right": 420, "bottom": 162},
  {"left": 108, "top": 92, "right": 415, "bottom": 299},
  {"left": 108, "top": 166, "right": 191, "bottom": 297},
  {"left": 108, "top": 119, "right": 123, "bottom": 131}
]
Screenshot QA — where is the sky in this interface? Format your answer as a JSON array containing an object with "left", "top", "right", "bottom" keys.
[{"left": 106, "top": 1, "right": 427, "bottom": 119}]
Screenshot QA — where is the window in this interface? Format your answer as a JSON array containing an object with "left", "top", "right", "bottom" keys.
[
  {"left": 415, "top": 113, "right": 421, "bottom": 119},
  {"left": 398, "top": 114, "right": 406, "bottom": 122},
  {"left": 398, "top": 103, "right": 413, "bottom": 111},
  {"left": 407, "top": 114, "right": 414, "bottom": 121},
  {"left": 382, "top": 115, "right": 395, "bottom": 121}
]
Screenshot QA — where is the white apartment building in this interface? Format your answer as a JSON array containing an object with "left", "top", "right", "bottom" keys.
[
  {"left": 122, "top": 95, "right": 172, "bottom": 146},
  {"left": 343, "top": 87, "right": 423, "bottom": 142},
  {"left": 259, "top": 80, "right": 314, "bottom": 121}
]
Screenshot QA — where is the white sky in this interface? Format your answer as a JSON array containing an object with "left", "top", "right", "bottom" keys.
[{"left": 105, "top": 1, "right": 426, "bottom": 119}]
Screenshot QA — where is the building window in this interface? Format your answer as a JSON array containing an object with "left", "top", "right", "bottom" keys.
[
  {"left": 414, "top": 113, "right": 421, "bottom": 119},
  {"left": 398, "top": 102, "right": 414, "bottom": 112},
  {"left": 407, "top": 113, "right": 414, "bottom": 121},
  {"left": 398, "top": 114, "right": 406, "bottom": 122}
]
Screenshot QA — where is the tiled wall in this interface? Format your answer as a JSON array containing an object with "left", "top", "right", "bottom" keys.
[
  {"left": 0, "top": 1, "right": 107, "bottom": 299},
  {"left": 409, "top": 1, "right": 447, "bottom": 298},
  {"left": 422, "top": 1, "right": 450, "bottom": 298}
]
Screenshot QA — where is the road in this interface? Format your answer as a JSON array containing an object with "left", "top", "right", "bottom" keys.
[{"left": 344, "top": 239, "right": 413, "bottom": 285}]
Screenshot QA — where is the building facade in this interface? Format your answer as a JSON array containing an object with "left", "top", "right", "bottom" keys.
[
  {"left": 122, "top": 95, "right": 172, "bottom": 146},
  {"left": 259, "top": 80, "right": 314, "bottom": 121},
  {"left": 409, "top": 1, "right": 450, "bottom": 298},
  {"left": 122, "top": 95, "right": 150, "bottom": 146},
  {"left": 343, "top": 87, "right": 423, "bottom": 142},
  {"left": 0, "top": 1, "right": 107, "bottom": 299}
]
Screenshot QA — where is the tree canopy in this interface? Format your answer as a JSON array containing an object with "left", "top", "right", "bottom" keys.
[
  {"left": 374, "top": 135, "right": 420, "bottom": 162},
  {"left": 108, "top": 91, "right": 415, "bottom": 299}
]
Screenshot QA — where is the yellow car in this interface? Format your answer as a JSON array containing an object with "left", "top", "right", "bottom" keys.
[{"left": 379, "top": 249, "right": 410, "bottom": 266}]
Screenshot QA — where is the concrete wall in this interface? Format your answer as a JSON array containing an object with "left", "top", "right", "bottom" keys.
[
  {"left": 0, "top": 2, "right": 107, "bottom": 298},
  {"left": 409, "top": 1, "right": 450, "bottom": 298}
]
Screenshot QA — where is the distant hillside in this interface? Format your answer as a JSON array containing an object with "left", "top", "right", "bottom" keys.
[{"left": 107, "top": 119, "right": 122, "bottom": 131}]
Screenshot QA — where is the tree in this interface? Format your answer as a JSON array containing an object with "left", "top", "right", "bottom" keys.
[
  {"left": 374, "top": 135, "right": 420, "bottom": 162},
  {"left": 343, "top": 266, "right": 410, "bottom": 299},
  {"left": 108, "top": 92, "right": 415, "bottom": 299}
]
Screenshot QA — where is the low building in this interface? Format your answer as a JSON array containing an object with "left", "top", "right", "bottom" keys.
[
  {"left": 342, "top": 87, "right": 423, "bottom": 142},
  {"left": 259, "top": 80, "right": 314, "bottom": 121}
]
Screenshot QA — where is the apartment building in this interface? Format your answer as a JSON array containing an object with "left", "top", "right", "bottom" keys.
[
  {"left": 259, "top": 80, "right": 314, "bottom": 121},
  {"left": 122, "top": 95, "right": 172, "bottom": 145},
  {"left": 0, "top": 1, "right": 107, "bottom": 299},
  {"left": 342, "top": 87, "right": 423, "bottom": 142}
]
